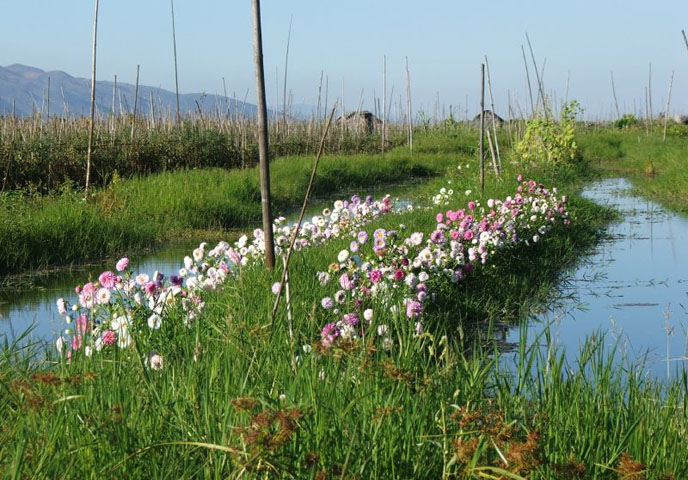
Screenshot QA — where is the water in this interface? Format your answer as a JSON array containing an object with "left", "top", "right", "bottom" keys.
[
  {"left": 510, "top": 178, "right": 688, "bottom": 379},
  {"left": 0, "top": 187, "right": 415, "bottom": 348}
]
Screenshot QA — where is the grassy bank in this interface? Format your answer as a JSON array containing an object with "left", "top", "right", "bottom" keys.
[
  {"left": 0, "top": 148, "right": 455, "bottom": 276},
  {"left": 579, "top": 126, "right": 688, "bottom": 214}
]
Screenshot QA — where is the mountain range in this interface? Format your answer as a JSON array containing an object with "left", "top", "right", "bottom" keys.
[{"left": 0, "top": 64, "right": 259, "bottom": 118}]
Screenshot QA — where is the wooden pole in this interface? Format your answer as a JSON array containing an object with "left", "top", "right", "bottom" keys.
[
  {"left": 170, "top": 0, "right": 181, "bottom": 125},
  {"left": 480, "top": 64, "right": 485, "bottom": 197},
  {"left": 382, "top": 54, "right": 386, "bottom": 153},
  {"left": 663, "top": 70, "right": 674, "bottom": 141},
  {"left": 131, "top": 64, "right": 140, "bottom": 142},
  {"left": 405, "top": 56, "right": 413, "bottom": 154},
  {"left": 85, "top": 0, "right": 99, "bottom": 199},
  {"left": 521, "top": 45, "right": 535, "bottom": 118},
  {"left": 525, "top": 33, "right": 548, "bottom": 120},
  {"left": 648, "top": 63, "right": 653, "bottom": 133},
  {"left": 251, "top": 0, "right": 276, "bottom": 270},
  {"left": 610, "top": 71, "right": 621, "bottom": 119},
  {"left": 484, "top": 56, "right": 501, "bottom": 174},
  {"left": 282, "top": 15, "right": 292, "bottom": 138},
  {"left": 682, "top": 30, "right": 688, "bottom": 53}
]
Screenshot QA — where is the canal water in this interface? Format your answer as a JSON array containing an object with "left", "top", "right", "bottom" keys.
[{"left": 509, "top": 178, "right": 688, "bottom": 380}]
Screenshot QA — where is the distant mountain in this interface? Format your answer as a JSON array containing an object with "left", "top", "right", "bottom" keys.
[{"left": 0, "top": 64, "right": 258, "bottom": 118}]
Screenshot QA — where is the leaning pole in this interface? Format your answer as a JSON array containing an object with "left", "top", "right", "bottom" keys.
[{"left": 251, "top": 0, "right": 276, "bottom": 270}]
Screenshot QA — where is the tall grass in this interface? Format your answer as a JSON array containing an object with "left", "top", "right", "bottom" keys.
[
  {"left": 0, "top": 147, "right": 458, "bottom": 275},
  {"left": 4, "top": 167, "right": 688, "bottom": 478}
]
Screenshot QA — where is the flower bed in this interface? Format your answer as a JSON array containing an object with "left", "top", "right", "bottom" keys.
[{"left": 55, "top": 176, "right": 569, "bottom": 366}]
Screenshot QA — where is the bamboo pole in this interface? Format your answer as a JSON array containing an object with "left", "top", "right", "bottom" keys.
[
  {"left": 85, "top": 0, "right": 99, "bottom": 199},
  {"left": 382, "top": 54, "right": 386, "bottom": 153},
  {"left": 251, "top": 0, "right": 276, "bottom": 270},
  {"left": 682, "top": 30, "right": 688, "bottom": 53},
  {"left": 663, "top": 70, "right": 674, "bottom": 141},
  {"left": 610, "top": 71, "right": 620, "bottom": 119},
  {"left": 525, "top": 33, "right": 548, "bottom": 120},
  {"left": 405, "top": 56, "right": 413, "bottom": 154},
  {"left": 282, "top": 15, "right": 292, "bottom": 138},
  {"left": 170, "top": 0, "right": 181, "bottom": 125},
  {"left": 521, "top": 45, "right": 535, "bottom": 118},
  {"left": 484, "top": 56, "right": 501, "bottom": 174},
  {"left": 480, "top": 64, "right": 485, "bottom": 197},
  {"left": 131, "top": 65, "right": 140, "bottom": 142},
  {"left": 271, "top": 104, "right": 337, "bottom": 321}
]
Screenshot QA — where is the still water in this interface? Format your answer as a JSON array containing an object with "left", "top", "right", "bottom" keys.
[{"left": 511, "top": 178, "right": 688, "bottom": 379}]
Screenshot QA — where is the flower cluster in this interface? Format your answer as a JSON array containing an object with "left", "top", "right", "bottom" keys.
[
  {"left": 316, "top": 176, "right": 570, "bottom": 351},
  {"left": 56, "top": 194, "right": 398, "bottom": 363}
]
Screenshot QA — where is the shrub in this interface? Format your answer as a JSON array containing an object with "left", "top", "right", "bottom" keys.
[{"left": 515, "top": 101, "right": 582, "bottom": 166}]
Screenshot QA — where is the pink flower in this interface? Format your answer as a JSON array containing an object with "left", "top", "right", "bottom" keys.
[
  {"left": 343, "top": 313, "right": 359, "bottom": 326},
  {"left": 436, "top": 213, "right": 444, "bottom": 223},
  {"left": 98, "top": 270, "right": 115, "bottom": 288},
  {"left": 115, "top": 257, "right": 130, "bottom": 272},
  {"left": 468, "top": 201, "right": 476, "bottom": 211},
  {"left": 321, "top": 323, "right": 340, "bottom": 348},
  {"left": 76, "top": 314, "right": 90, "bottom": 334},
  {"left": 394, "top": 269, "right": 405, "bottom": 282},
  {"left": 406, "top": 300, "right": 423, "bottom": 319},
  {"left": 102, "top": 330, "right": 116, "bottom": 346},
  {"left": 339, "top": 273, "right": 354, "bottom": 290},
  {"left": 71, "top": 335, "right": 82, "bottom": 351},
  {"left": 369, "top": 270, "right": 383, "bottom": 283},
  {"left": 271, "top": 282, "right": 281, "bottom": 295},
  {"left": 463, "top": 230, "right": 474, "bottom": 240},
  {"left": 517, "top": 173, "right": 523, "bottom": 182}
]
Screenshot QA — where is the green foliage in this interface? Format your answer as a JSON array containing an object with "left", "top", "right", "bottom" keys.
[
  {"left": 613, "top": 114, "right": 638, "bottom": 129},
  {"left": 515, "top": 101, "right": 582, "bottom": 166}
]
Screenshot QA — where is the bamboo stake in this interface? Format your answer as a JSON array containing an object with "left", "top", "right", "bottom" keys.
[
  {"left": 480, "top": 64, "right": 485, "bottom": 196},
  {"left": 521, "top": 45, "right": 535, "bottom": 118},
  {"left": 131, "top": 65, "right": 140, "bottom": 142},
  {"left": 663, "top": 70, "right": 674, "bottom": 141},
  {"left": 405, "top": 56, "right": 413, "bottom": 154},
  {"left": 282, "top": 15, "right": 292, "bottom": 138},
  {"left": 648, "top": 63, "right": 654, "bottom": 133},
  {"left": 85, "top": 0, "right": 99, "bottom": 199},
  {"left": 251, "top": 0, "right": 276, "bottom": 270},
  {"left": 525, "top": 33, "right": 548, "bottom": 120},
  {"left": 610, "top": 71, "right": 620, "bottom": 119},
  {"left": 382, "top": 54, "right": 386, "bottom": 153},
  {"left": 170, "top": 0, "right": 181, "bottom": 125},
  {"left": 682, "top": 30, "right": 688, "bottom": 53},
  {"left": 271, "top": 104, "right": 337, "bottom": 321},
  {"left": 484, "top": 56, "right": 501, "bottom": 174}
]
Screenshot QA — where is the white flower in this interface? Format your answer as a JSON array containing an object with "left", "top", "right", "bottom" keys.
[
  {"left": 55, "top": 336, "right": 64, "bottom": 351},
  {"left": 56, "top": 298, "right": 67, "bottom": 316},
  {"left": 193, "top": 248, "right": 204, "bottom": 262},
  {"left": 184, "top": 256, "right": 194, "bottom": 270},
  {"left": 377, "top": 324, "right": 388, "bottom": 336},
  {"left": 418, "top": 271, "right": 429, "bottom": 282},
  {"left": 334, "top": 290, "right": 347, "bottom": 304},
  {"left": 84, "top": 346, "right": 93, "bottom": 357},
  {"left": 135, "top": 273, "right": 149, "bottom": 286},
  {"left": 146, "top": 351, "right": 164, "bottom": 370},
  {"left": 363, "top": 308, "right": 374, "bottom": 322},
  {"left": 532, "top": 234, "right": 540, "bottom": 243},
  {"left": 96, "top": 288, "right": 111, "bottom": 305},
  {"left": 147, "top": 313, "right": 162, "bottom": 329},
  {"left": 465, "top": 190, "right": 472, "bottom": 196},
  {"left": 117, "top": 332, "right": 132, "bottom": 349},
  {"left": 302, "top": 344, "right": 312, "bottom": 354},
  {"left": 337, "top": 249, "right": 350, "bottom": 263}
]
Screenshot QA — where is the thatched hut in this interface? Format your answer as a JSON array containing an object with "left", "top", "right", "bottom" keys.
[
  {"left": 472, "top": 110, "right": 505, "bottom": 126},
  {"left": 336, "top": 110, "right": 382, "bottom": 134}
]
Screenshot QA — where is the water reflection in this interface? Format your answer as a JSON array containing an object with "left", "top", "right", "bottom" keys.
[{"left": 509, "top": 178, "right": 688, "bottom": 380}]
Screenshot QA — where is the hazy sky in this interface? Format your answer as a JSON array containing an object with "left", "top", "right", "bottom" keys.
[{"left": 1, "top": 0, "right": 687, "bottom": 119}]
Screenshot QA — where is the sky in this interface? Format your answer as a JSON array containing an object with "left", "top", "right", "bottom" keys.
[{"left": 1, "top": 0, "right": 687, "bottom": 120}]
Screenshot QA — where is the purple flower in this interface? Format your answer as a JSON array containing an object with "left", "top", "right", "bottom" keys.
[
  {"left": 350, "top": 241, "right": 359, "bottom": 252},
  {"left": 357, "top": 231, "right": 369, "bottom": 244},
  {"left": 170, "top": 275, "right": 183, "bottom": 286},
  {"left": 321, "top": 297, "right": 334, "bottom": 309},
  {"left": 343, "top": 313, "right": 359, "bottom": 326},
  {"left": 430, "top": 230, "right": 445, "bottom": 244}
]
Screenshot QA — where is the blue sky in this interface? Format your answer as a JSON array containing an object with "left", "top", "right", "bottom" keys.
[{"left": 1, "top": 0, "right": 687, "bottom": 119}]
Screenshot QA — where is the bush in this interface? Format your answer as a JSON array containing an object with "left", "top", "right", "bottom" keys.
[
  {"left": 614, "top": 114, "right": 638, "bottom": 129},
  {"left": 515, "top": 101, "right": 582, "bottom": 166}
]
